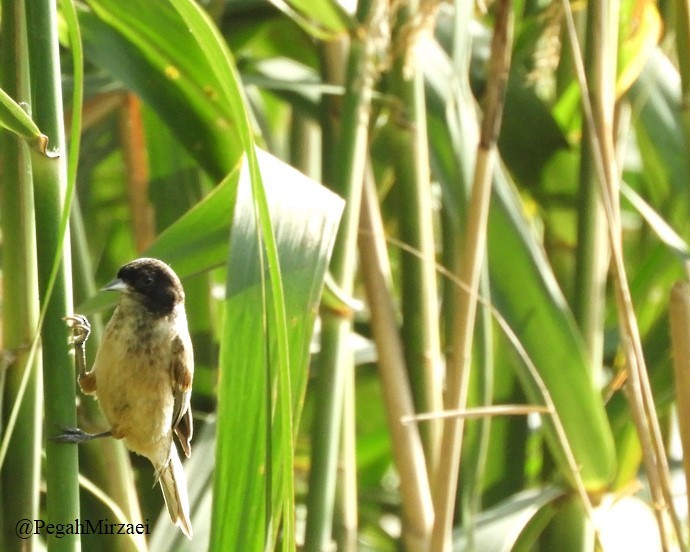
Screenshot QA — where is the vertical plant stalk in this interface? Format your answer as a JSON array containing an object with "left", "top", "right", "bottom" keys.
[
  {"left": 674, "top": 0, "right": 690, "bottom": 191},
  {"left": 0, "top": 0, "right": 43, "bottom": 548},
  {"left": 444, "top": 1, "right": 495, "bottom": 534},
  {"left": 359, "top": 172, "right": 434, "bottom": 550},
  {"left": 562, "top": 1, "right": 685, "bottom": 548},
  {"left": 334, "top": 367, "right": 358, "bottom": 552},
  {"left": 26, "top": 0, "right": 80, "bottom": 549},
  {"left": 304, "top": 0, "right": 388, "bottom": 548},
  {"left": 457, "top": 269, "right": 493, "bottom": 543},
  {"left": 572, "top": 0, "right": 613, "bottom": 376},
  {"left": 320, "top": 38, "right": 360, "bottom": 550},
  {"left": 430, "top": 2, "right": 513, "bottom": 550},
  {"left": 669, "top": 282, "right": 690, "bottom": 526},
  {"left": 391, "top": 1, "right": 444, "bottom": 475},
  {"left": 289, "top": 112, "right": 319, "bottom": 180},
  {"left": 318, "top": 36, "right": 358, "bottom": 552},
  {"left": 557, "top": 1, "right": 616, "bottom": 545}
]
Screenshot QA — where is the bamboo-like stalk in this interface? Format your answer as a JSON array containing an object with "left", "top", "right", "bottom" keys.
[
  {"left": 25, "top": 0, "right": 80, "bottom": 549},
  {"left": 453, "top": 265, "right": 493, "bottom": 547},
  {"left": 334, "top": 366, "right": 358, "bottom": 552},
  {"left": 443, "top": 1, "right": 495, "bottom": 536},
  {"left": 390, "top": 1, "right": 443, "bottom": 476},
  {"left": 304, "top": 1, "right": 387, "bottom": 548},
  {"left": 543, "top": 1, "right": 619, "bottom": 550},
  {"left": 308, "top": 44, "right": 360, "bottom": 548},
  {"left": 669, "top": 281, "right": 690, "bottom": 528},
  {"left": 674, "top": 0, "right": 690, "bottom": 191},
  {"left": 289, "top": 115, "right": 319, "bottom": 181},
  {"left": 0, "top": 0, "right": 43, "bottom": 548},
  {"left": 551, "top": 1, "right": 616, "bottom": 547},
  {"left": 317, "top": 34, "right": 355, "bottom": 552},
  {"left": 561, "top": 1, "right": 686, "bottom": 549},
  {"left": 359, "top": 172, "right": 434, "bottom": 550},
  {"left": 572, "top": 0, "right": 612, "bottom": 377},
  {"left": 430, "top": 2, "right": 514, "bottom": 549}
]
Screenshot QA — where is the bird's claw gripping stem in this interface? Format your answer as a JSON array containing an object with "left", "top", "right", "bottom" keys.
[
  {"left": 63, "top": 314, "right": 90, "bottom": 378},
  {"left": 51, "top": 426, "right": 112, "bottom": 444}
]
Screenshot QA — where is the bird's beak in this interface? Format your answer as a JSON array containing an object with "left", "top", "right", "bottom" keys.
[{"left": 101, "top": 278, "right": 129, "bottom": 292}]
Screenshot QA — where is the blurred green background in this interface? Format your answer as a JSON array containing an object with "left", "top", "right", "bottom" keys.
[{"left": 2, "top": 0, "right": 690, "bottom": 551}]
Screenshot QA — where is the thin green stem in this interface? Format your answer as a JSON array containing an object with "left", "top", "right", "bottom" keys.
[
  {"left": 431, "top": 2, "right": 514, "bottom": 549},
  {"left": 0, "top": 0, "right": 42, "bottom": 548},
  {"left": 390, "top": 3, "right": 443, "bottom": 474},
  {"left": 572, "top": 0, "right": 614, "bottom": 377},
  {"left": 567, "top": 3, "right": 616, "bottom": 546},
  {"left": 304, "top": 0, "right": 386, "bottom": 548},
  {"left": 359, "top": 173, "right": 434, "bottom": 550},
  {"left": 62, "top": 0, "right": 84, "bottom": 190},
  {"left": 26, "top": 0, "right": 79, "bottom": 549},
  {"left": 674, "top": 0, "right": 690, "bottom": 207},
  {"left": 670, "top": 282, "right": 690, "bottom": 533}
]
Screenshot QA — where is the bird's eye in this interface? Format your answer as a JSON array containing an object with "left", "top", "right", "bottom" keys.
[{"left": 140, "top": 274, "right": 154, "bottom": 287}]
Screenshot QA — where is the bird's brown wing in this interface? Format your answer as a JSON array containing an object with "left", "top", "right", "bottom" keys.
[{"left": 170, "top": 334, "right": 193, "bottom": 458}]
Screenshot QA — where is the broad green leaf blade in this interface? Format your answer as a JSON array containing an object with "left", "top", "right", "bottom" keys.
[
  {"left": 147, "top": 164, "right": 242, "bottom": 273},
  {"left": 489, "top": 170, "right": 616, "bottom": 490},
  {"left": 214, "top": 150, "right": 343, "bottom": 550},
  {"left": 150, "top": 0, "right": 303, "bottom": 547},
  {"left": 498, "top": 73, "right": 570, "bottom": 187},
  {"left": 76, "top": 147, "right": 343, "bottom": 551},
  {"left": 80, "top": 0, "right": 245, "bottom": 179}
]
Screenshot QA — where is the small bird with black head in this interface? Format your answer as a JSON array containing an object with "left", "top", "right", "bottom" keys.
[{"left": 56, "top": 258, "right": 194, "bottom": 538}]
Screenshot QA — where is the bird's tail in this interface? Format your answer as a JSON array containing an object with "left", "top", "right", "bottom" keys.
[{"left": 158, "top": 446, "right": 192, "bottom": 539}]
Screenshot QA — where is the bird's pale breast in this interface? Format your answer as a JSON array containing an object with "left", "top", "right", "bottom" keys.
[{"left": 93, "top": 301, "right": 178, "bottom": 464}]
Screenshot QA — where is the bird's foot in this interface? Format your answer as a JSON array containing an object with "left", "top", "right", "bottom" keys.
[
  {"left": 63, "top": 315, "right": 91, "bottom": 347},
  {"left": 51, "top": 426, "right": 112, "bottom": 444},
  {"left": 63, "top": 315, "right": 91, "bottom": 381}
]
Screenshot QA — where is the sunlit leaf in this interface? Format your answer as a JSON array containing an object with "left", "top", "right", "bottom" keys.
[
  {"left": 489, "top": 170, "right": 617, "bottom": 490},
  {"left": 214, "top": 149, "right": 343, "bottom": 550},
  {"left": 80, "top": 0, "right": 246, "bottom": 179},
  {"left": 617, "top": 0, "right": 661, "bottom": 97}
]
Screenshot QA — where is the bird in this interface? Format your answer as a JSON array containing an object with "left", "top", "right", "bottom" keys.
[{"left": 56, "top": 258, "right": 194, "bottom": 538}]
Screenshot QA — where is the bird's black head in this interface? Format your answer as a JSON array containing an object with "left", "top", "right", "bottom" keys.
[{"left": 106, "top": 258, "right": 184, "bottom": 317}]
